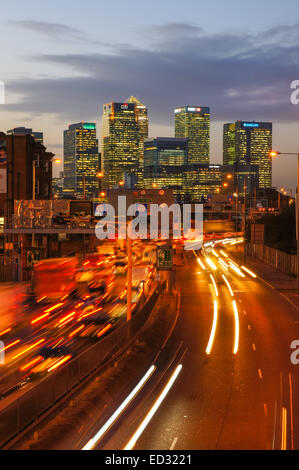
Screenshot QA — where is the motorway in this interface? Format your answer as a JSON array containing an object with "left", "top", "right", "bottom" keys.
[{"left": 83, "top": 242, "right": 299, "bottom": 451}]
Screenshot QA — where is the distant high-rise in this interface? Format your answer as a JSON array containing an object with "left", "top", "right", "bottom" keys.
[
  {"left": 174, "top": 106, "right": 210, "bottom": 164},
  {"left": 101, "top": 102, "right": 139, "bottom": 188},
  {"left": 223, "top": 123, "right": 236, "bottom": 166},
  {"left": 63, "top": 122, "right": 99, "bottom": 199},
  {"left": 127, "top": 96, "right": 148, "bottom": 186},
  {"left": 7, "top": 127, "right": 43, "bottom": 145},
  {"left": 143, "top": 137, "right": 188, "bottom": 199},
  {"left": 223, "top": 121, "right": 272, "bottom": 189}
]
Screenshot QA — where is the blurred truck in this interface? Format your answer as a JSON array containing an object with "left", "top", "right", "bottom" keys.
[{"left": 32, "top": 258, "right": 78, "bottom": 301}]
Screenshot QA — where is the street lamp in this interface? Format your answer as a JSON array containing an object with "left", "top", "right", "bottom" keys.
[{"left": 270, "top": 150, "right": 299, "bottom": 293}]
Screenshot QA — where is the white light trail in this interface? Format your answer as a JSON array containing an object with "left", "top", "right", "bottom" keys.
[
  {"left": 206, "top": 301, "right": 218, "bottom": 355},
  {"left": 124, "top": 364, "right": 183, "bottom": 450},
  {"left": 82, "top": 365, "right": 156, "bottom": 450},
  {"left": 232, "top": 300, "right": 240, "bottom": 354}
]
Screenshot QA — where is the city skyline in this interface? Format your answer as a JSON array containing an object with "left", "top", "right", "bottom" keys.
[{"left": 1, "top": 0, "right": 299, "bottom": 191}]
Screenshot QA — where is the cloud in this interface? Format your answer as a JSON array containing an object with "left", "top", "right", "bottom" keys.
[
  {"left": 11, "top": 20, "right": 102, "bottom": 45},
  {"left": 4, "top": 22, "right": 299, "bottom": 126}
]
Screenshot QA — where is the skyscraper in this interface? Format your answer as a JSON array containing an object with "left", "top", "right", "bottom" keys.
[
  {"left": 174, "top": 106, "right": 210, "bottom": 164},
  {"left": 127, "top": 96, "right": 148, "bottom": 186},
  {"left": 143, "top": 137, "right": 188, "bottom": 199},
  {"left": 7, "top": 127, "right": 44, "bottom": 145},
  {"left": 63, "top": 122, "right": 99, "bottom": 199},
  {"left": 101, "top": 102, "right": 139, "bottom": 189},
  {"left": 223, "top": 121, "right": 272, "bottom": 189}
]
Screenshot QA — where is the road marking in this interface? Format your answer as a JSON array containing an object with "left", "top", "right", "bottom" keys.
[
  {"left": 170, "top": 437, "right": 178, "bottom": 450},
  {"left": 258, "top": 369, "right": 263, "bottom": 379},
  {"left": 264, "top": 403, "right": 268, "bottom": 416},
  {"left": 252, "top": 343, "right": 256, "bottom": 351},
  {"left": 239, "top": 299, "right": 242, "bottom": 304},
  {"left": 280, "top": 293, "right": 299, "bottom": 313},
  {"left": 248, "top": 324, "right": 251, "bottom": 331},
  {"left": 243, "top": 310, "right": 246, "bottom": 315}
]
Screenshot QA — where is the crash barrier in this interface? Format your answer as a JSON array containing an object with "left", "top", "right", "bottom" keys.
[
  {"left": 248, "top": 243, "right": 297, "bottom": 277},
  {"left": 0, "top": 283, "right": 163, "bottom": 448}
]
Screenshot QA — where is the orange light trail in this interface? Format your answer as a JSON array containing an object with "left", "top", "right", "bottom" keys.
[
  {"left": 0, "top": 328, "right": 12, "bottom": 336},
  {"left": 0, "top": 339, "right": 20, "bottom": 353},
  {"left": 44, "top": 302, "right": 64, "bottom": 314},
  {"left": 19, "top": 356, "right": 43, "bottom": 372},
  {"left": 31, "top": 312, "right": 50, "bottom": 325},
  {"left": 97, "top": 323, "right": 112, "bottom": 338},
  {"left": 11, "top": 338, "right": 45, "bottom": 361},
  {"left": 69, "top": 324, "right": 85, "bottom": 338},
  {"left": 47, "top": 355, "right": 72, "bottom": 373}
]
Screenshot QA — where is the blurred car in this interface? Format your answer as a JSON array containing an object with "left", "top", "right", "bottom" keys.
[{"left": 114, "top": 261, "right": 127, "bottom": 276}]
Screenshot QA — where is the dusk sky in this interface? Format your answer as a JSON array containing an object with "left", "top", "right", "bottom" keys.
[{"left": 1, "top": 0, "right": 299, "bottom": 189}]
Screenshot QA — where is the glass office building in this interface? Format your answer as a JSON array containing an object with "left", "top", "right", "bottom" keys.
[
  {"left": 144, "top": 138, "right": 188, "bottom": 199},
  {"left": 128, "top": 96, "right": 149, "bottom": 187},
  {"left": 101, "top": 102, "right": 139, "bottom": 188},
  {"left": 184, "top": 164, "right": 223, "bottom": 201},
  {"left": 174, "top": 106, "right": 210, "bottom": 165},
  {"left": 223, "top": 121, "right": 272, "bottom": 189},
  {"left": 63, "top": 122, "right": 99, "bottom": 199}
]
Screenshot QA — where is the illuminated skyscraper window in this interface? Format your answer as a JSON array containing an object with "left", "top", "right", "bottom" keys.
[
  {"left": 101, "top": 102, "right": 140, "bottom": 189},
  {"left": 63, "top": 122, "right": 99, "bottom": 199}
]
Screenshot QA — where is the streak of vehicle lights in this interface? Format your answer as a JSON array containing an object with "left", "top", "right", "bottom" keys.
[
  {"left": 83, "top": 261, "right": 90, "bottom": 266},
  {"left": 211, "top": 249, "right": 219, "bottom": 258},
  {"left": 0, "top": 327, "right": 12, "bottom": 337},
  {"left": 281, "top": 407, "right": 287, "bottom": 450},
  {"left": 209, "top": 274, "right": 218, "bottom": 297},
  {"left": 96, "top": 323, "right": 112, "bottom": 338},
  {"left": 75, "top": 302, "right": 84, "bottom": 309},
  {"left": 69, "top": 324, "right": 85, "bottom": 338},
  {"left": 229, "top": 262, "right": 246, "bottom": 278},
  {"left": 47, "top": 355, "right": 72, "bottom": 373},
  {"left": 44, "top": 303, "right": 65, "bottom": 314},
  {"left": 60, "top": 294, "right": 69, "bottom": 301},
  {"left": 19, "top": 356, "right": 43, "bottom": 372},
  {"left": 196, "top": 258, "right": 206, "bottom": 270},
  {"left": 0, "top": 339, "right": 21, "bottom": 353},
  {"left": 55, "top": 311, "right": 76, "bottom": 327},
  {"left": 124, "top": 364, "right": 183, "bottom": 450},
  {"left": 222, "top": 275, "right": 234, "bottom": 297},
  {"left": 205, "top": 257, "right": 217, "bottom": 271},
  {"left": 206, "top": 301, "right": 218, "bottom": 355},
  {"left": 232, "top": 300, "right": 240, "bottom": 354},
  {"left": 241, "top": 266, "right": 257, "bottom": 278},
  {"left": 36, "top": 296, "right": 46, "bottom": 303},
  {"left": 218, "top": 258, "right": 229, "bottom": 271},
  {"left": 11, "top": 338, "right": 45, "bottom": 361},
  {"left": 82, "top": 365, "right": 157, "bottom": 450},
  {"left": 220, "top": 250, "right": 228, "bottom": 258},
  {"left": 31, "top": 312, "right": 50, "bottom": 325}
]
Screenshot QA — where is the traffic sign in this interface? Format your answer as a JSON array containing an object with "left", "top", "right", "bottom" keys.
[
  {"left": 157, "top": 245, "right": 173, "bottom": 271},
  {"left": 26, "top": 248, "right": 41, "bottom": 268}
]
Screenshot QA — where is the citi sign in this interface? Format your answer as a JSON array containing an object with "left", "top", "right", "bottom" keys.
[{"left": 121, "top": 103, "right": 129, "bottom": 110}]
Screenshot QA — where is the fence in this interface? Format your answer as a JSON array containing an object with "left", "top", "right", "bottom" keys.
[
  {"left": 248, "top": 243, "right": 297, "bottom": 277},
  {"left": 0, "top": 283, "right": 162, "bottom": 448}
]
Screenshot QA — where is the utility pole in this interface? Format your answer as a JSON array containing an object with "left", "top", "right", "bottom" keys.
[
  {"left": 243, "top": 177, "right": 246, "bottom": 263},
  {"left": 32, "top": 160, "right": 36, "bottom": 247},
  {"left": 127, "top": 224, "right": 133, "bottom": 322}
]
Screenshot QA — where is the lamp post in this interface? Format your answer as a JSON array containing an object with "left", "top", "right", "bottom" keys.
[
  {"left": 270, "top": 151, "right": 299, "bottom": 293},
  {"left": 32, "top": 157, "right": 60, "bottom": 246},
  {"left": 97, "top": 172, "right": 104, "bottom": 197}
]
